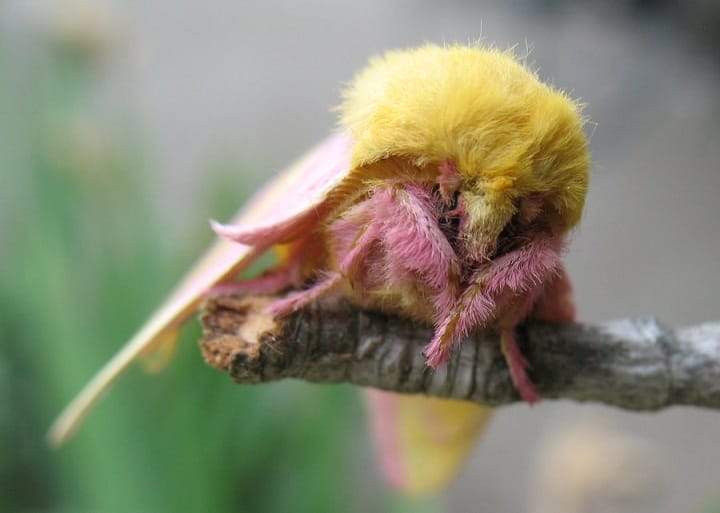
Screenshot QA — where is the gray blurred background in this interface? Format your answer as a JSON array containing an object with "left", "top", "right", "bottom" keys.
[{"left": 2, "top": 1, "right": 719, "bottom": 512}]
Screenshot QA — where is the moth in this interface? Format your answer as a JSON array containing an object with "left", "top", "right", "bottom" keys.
[{"left": 50, "top": 44, "right": 589, "bottom": 494}]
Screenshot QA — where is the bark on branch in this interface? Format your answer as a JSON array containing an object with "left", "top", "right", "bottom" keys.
[{"left": 199, "top": 294, "right": 720, "bottom": 411}]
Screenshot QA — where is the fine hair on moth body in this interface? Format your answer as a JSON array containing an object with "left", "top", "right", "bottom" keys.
[
  {"left": 213, "top": 44, "right": 588, "bottom": 401},
  {"left": 49, "top": 42, "right": 589, "bottom": 496}
]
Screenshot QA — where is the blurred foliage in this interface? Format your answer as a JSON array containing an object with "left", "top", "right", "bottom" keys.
[
  {"left": 0, "top": 22, "right": 407, "bottom": 513},
  {"left": 705, "top": 494, "right": 720, "bottom": 513}
]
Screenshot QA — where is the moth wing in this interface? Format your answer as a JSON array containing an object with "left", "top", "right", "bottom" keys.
[
  {"left": 365, "top": 391, "right": 492, "bottom": 496},
  {"left": 48, "top": 133, "right": 354, "bottom": 447},
  {"left": 211, "top": 133, "right": 354, "bottom": 245}
]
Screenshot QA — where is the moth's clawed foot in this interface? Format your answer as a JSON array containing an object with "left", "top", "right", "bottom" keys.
[
  {"left": 500, "top": 329, "right": 540, "bottom": 404},
  {"left": 423, "top": 344, "right": 449, "bottom": 369},
  {"left": 423, "top": 313, "right": 458, "bottom": 368}
]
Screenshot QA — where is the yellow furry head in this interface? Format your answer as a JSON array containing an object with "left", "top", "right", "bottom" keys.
[{"left": 339, "top": 44, "right": 589, "bottom": 232}]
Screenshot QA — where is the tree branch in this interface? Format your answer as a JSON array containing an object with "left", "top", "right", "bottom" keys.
[{"left": 198, "top": 294, "right": 720, "bottom": 410}]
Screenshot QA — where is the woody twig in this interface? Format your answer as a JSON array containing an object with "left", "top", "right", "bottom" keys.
[{"left": 199, "top": 294, "right": 720, "bottom": 410}]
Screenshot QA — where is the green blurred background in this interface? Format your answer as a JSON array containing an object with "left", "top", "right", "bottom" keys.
[
  {"left": 0, "top": 5, "right": 369, "bottom": 512},
  {"left": 1, "top": 1, "right": 719, "bottom": 512}
]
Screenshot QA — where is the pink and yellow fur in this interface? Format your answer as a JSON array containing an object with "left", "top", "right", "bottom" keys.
[{"left": 214, "top": 154, "right": 575, "bottom": 403}]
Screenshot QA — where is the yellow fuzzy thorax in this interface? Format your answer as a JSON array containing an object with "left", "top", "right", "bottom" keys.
[{"left": 339, "top": 44, "right": 589, "bottom": 230}]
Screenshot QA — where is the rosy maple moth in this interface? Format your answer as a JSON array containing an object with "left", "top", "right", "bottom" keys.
[{"left": 50, "top": 43, "right": 589, "bottom": 495}]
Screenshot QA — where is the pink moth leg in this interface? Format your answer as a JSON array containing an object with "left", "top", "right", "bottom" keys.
[
  {"left": 336, "top": 201, "right": 382, "bottom": 286},
  {"left": 267, "top": 183, "right": 461, "bottom": 321},
  {"left": 265, "top": 272, "right": 343, "bottom": 317},
  {"left": 493, "top": 264, "right": 576, "bottom": 402},
  {"left": 426, "top": 234, "right": 565, "bottom": 403},
  {"left": 495, "top": 265, "right": 576, "bottom": 403},
  {"left": 495, "top": 291, "right": 546, "bottom": 404},
  {"left": 206, "top": 236, "right": 309, "bottom": 296},
  {"left": 332, "top": 183, "right": 461, "bottom": 316},
  {"left": 246, "top": 196, "right": 378, "bottom": 319},
  {"left": 262, "top": 199, "right": 382, "bottom": 317},
  {"left": 373, "top": 185, "right": 460, "bottom": 316}
]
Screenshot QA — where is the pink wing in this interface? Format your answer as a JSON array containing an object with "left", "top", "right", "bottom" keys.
[
  {"left": 48, "top": 133, "right": 354, "bottom": 446},
  {"left": 212, "top": 133, "right": 353, "bottom": 245}
]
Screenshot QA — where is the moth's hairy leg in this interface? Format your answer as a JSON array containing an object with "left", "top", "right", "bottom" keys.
[
  {"left": 425, "top": 297, "right": 490, "bottom": 368},
  {"left": 375, "top": 184, "right": 460, "bottom": 315},
  {"left": 331, "top": 183, "right": 461, "bottom": 314},
  {"left": 265, "top": 272, "right": 342, "bottom": 318},
  {"left": 458, "top": 233, "right": 564, "bottom": 339},
  {"left": 494, "top": 288, "right": 548, "bottom": 404},
  {"left": 480, "top": 235, "right": 565, "bottom": 299},
  {"left": 425, "top": 234, "right": 563, "bottom": 373},
  {"left": 496, "top": 264, "right": 578, "bottom": 402},
  {"left": 334, "top": 201, "right": 381, "bottom": 284},
  {"left": 499, "top": 327, "right": 540, "bottom": 404}
]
